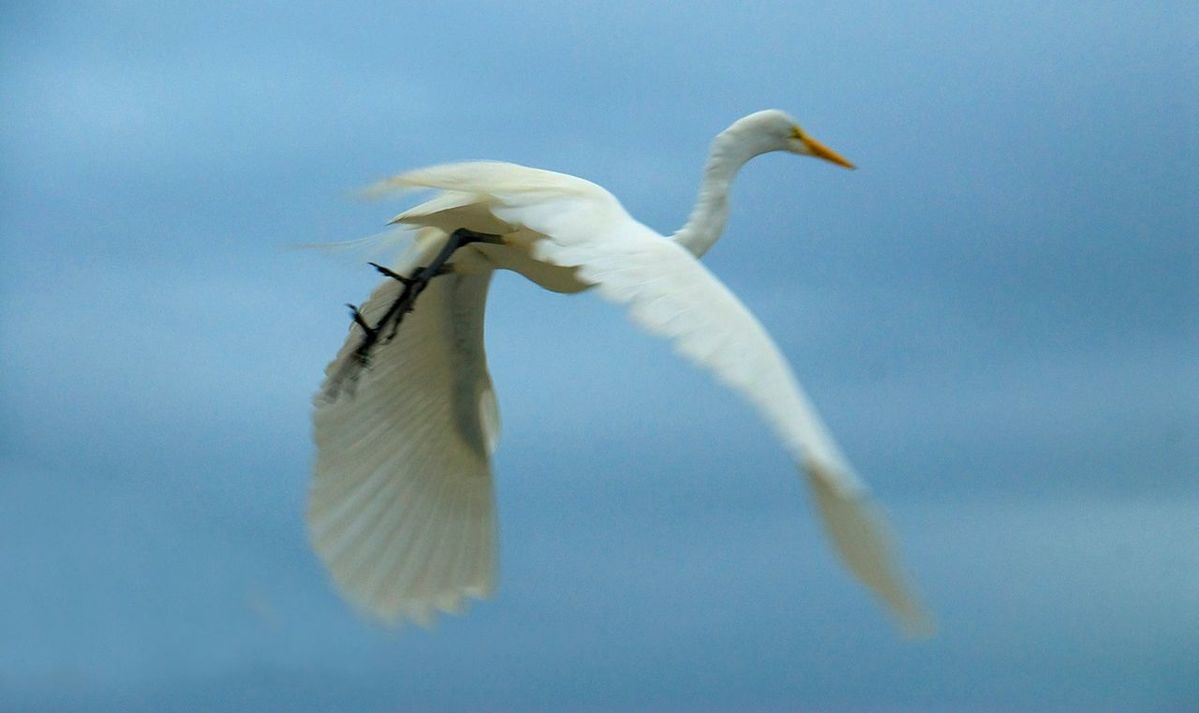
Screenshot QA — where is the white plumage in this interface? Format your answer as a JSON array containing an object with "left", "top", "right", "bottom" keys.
[{"left": 310, "top": 110, "right": 933, "bottom": 635}]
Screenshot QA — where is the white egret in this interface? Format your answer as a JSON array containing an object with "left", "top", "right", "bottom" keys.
[{"left": 310, "top": 109, "right": 932, "bottom": 635}]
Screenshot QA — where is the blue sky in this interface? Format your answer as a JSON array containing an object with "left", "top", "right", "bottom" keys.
[{"left": 2, "top": 2, "right": 1196, "bottom": 711}]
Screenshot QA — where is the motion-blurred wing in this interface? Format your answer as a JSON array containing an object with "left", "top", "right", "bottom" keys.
[
  {"left": 532, "top": 230, "right": 932, "bottom": 635},
  {"left": 310, "top": 234, "right": 499, "bottom": 625}
]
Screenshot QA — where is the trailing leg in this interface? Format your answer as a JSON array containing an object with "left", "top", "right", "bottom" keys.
[{"left": 326, "top": 228, "right": 502, "bottom": 398}]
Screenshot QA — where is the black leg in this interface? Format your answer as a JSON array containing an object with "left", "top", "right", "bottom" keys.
[
  {"left": 369, "top": 228, "right": 502, "bottom": 342},
  {"left": 324, "top": 228, "right": 503, "bottom": 399}
]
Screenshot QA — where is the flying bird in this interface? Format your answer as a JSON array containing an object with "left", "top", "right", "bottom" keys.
[{"left": 310, "top": 109, "right": 932, "bottom": 636}]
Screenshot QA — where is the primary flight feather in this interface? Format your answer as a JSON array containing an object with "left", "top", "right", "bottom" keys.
[{"left": 310, "top": 109, "right": 933, "bottom": 635}]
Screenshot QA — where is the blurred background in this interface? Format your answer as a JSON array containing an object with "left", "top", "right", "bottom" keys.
[{"left": 2, "top": 2, "right": 1196, "bottom": 711}]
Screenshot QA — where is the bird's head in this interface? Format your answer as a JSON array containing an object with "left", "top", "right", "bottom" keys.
[{"left": 723, "top": 109, "right": 856, "bottom": 169}]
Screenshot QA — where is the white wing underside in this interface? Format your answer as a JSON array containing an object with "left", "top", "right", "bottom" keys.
[
  {"left": 310, "top": 234, "right": 499, "bottom": 625},
  {"left": 312, "top": 161, "right": 931, "bottom": 635}
]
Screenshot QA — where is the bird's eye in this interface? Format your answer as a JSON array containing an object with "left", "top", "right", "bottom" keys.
[{"left": 789, "top": 126, "right": 805, "bottom": 141}]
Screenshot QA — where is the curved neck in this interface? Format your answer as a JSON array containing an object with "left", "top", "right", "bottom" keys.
[{"left": 670, "top": 130, "right": 758, "bottom": 257}]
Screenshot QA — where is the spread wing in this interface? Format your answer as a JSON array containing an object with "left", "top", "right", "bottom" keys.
[
  {"left": 535, "top": 228, "right": 933, "bottom": 636},
  {"left": 310, "top": 232, "right": 499, "bottom": 625},
  {"left": 380, "top": 162, "right": 933, "bottom": 635}
]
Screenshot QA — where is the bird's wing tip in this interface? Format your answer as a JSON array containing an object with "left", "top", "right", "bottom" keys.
[
  {"left": 802, "top": 463, "right": 935, "bottom": 638},
  {"left": 347, "top": 585, "right": 493, "bottom": 630}
]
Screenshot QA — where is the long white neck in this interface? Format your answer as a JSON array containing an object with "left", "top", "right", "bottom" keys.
[{"left": 670, "top": 129, "right": 760, "bottom": 257}]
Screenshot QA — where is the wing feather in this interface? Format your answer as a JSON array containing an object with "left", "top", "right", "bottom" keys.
[
  {"left": 310, "top": 233, "right": 498, "bottom": 625},
  {"left": 552, "top": 228, "right": 931, "bottom": 634}
]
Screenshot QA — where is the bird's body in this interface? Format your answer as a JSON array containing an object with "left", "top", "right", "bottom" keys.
[{"left": 310, "top": 110, "right": 932, "bottom": 635}]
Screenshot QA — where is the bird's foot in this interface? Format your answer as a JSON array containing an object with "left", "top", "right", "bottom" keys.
[
  {"left": 368, "top": 262, "right": 415, "bottom": 286},
  {"left": 368, "top": 228, "right": 500, "bottom": 341},
  {"left": 324, "top": 228, "right": 503, "bottom": 399},
  {"left": 345, "top": 303, "right": 378, "bottom": 337}
]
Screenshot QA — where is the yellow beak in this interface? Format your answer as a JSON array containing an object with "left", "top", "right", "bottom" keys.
[{"left": 802, "top": 136, "right": 856, "bottom": 170}]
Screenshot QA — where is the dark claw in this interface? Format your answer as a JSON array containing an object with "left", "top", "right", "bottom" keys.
[
  {"left": 345, "top": 304, "right": 377, "bottom": 337},
  {"left": 369, "top": 262, "right": 415, "bottom": 286}
]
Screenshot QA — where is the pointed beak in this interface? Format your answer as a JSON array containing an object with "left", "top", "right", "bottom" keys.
[{"left": 802, "top": 136, "right": 856, "bottom": 170}]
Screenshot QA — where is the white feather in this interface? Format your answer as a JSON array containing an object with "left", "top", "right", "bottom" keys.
[{"left": 310, "top": 235, "right": 497, "bottom": 624}]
